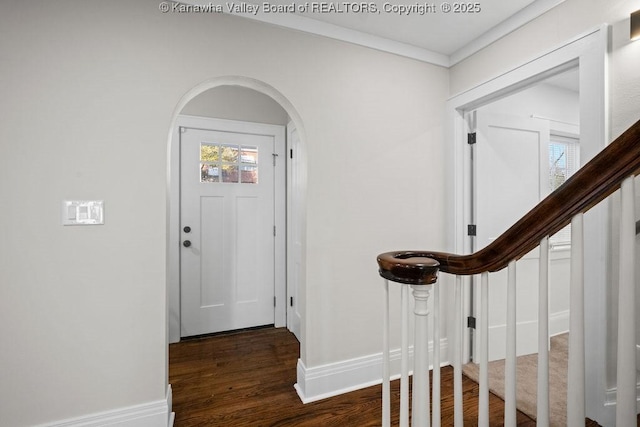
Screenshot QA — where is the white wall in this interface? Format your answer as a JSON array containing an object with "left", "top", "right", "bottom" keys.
[
  {"left": 480, "top": 82, "right": 579, "bottom": 129},
  {"left": 180, "top": 86, "right": 290, "bottom": 125},
  {"left": 0, "top": 1, "right": 448, "bottom": 425}
]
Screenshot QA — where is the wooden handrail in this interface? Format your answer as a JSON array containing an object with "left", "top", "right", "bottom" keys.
[{"left": 422, "top": 119, "right": 640, "bottom": 275}]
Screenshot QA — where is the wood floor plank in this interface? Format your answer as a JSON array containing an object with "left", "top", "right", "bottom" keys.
[{"left": 169, "top": 327, "right": 608, "bottom": 426}]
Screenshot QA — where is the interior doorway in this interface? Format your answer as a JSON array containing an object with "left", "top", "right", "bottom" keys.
[
  {"left": 446, "top": 25, "right": 610, "bottom": 423},
  {"left": 469, "top": 68, "right": 579, "bottom": 362},
  {"left": 167, "top": 80, "right": 307, "bottom": 345}
]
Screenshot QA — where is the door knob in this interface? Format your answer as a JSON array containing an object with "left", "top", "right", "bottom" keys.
[{"left": 183, "top": 240, "right": 191, "bottom": 247}]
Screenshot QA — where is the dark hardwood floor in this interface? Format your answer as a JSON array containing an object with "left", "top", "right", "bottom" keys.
[{"left": 169, "top": 327, "right": 603, "bottom": 426}]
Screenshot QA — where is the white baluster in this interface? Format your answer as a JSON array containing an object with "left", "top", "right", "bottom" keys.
[
  {"left": 383, "top": 279, "right": 390, "bottom": 427},
  {"left": 454, "top": 276, "right": 464, "bottom": 427},
  {"left": 567, "top": 213, "right": 585, "bottom": 426},
  {"left": 432, "top": 281, "right": 441, "bottom": 427},
  {"left": 412, "top": 284, "right": 433, "bottom": 427},
  {"left": 616, "top": 176, "right": 636, "bottom": 425},
  {"left": 505, "top": 260, "right": 517, "bottom": 427},
  {"left": 401, "top": 284, "right": 410, "bottom": 427},
  {"left": 478, "top": 272, "right": 489, "bottom": 427},
  {"left": 537, "top": 236, "right": 550, "bottom": 427}
]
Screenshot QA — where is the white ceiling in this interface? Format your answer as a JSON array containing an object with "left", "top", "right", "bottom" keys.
[
  {"left": 259, "top": 0, "right": 535, "bottom": 54},
  {"left": 184, "top": 0, "right": 565, "bottom": 66}
]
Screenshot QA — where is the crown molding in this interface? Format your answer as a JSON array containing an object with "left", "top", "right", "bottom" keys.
[
  {"left": 256, "top": 12, "right": 452, "bottom": 66},
  {"left": 180, "top": 0, "right": 566, "bottom": 68},
  {"left": 449, "top": 0, "right": 566, "bottom": 66}
]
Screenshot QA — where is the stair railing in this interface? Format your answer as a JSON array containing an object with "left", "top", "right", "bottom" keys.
[{"left": 377, "top": 119, "right": 640, "bottom": 426}]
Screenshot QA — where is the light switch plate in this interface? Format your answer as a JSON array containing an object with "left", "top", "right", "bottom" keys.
[{"left": 62, "top": 200, "right": 104, "bottom": 225}]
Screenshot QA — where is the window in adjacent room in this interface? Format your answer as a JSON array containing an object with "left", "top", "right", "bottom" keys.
[{"left": 548, "top": 134, "right": 579, "bottom": 246}]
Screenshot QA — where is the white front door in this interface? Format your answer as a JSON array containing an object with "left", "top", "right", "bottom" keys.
[
  {"left": 179, "top": 118, "right": 283, "bottom": 337},
  {"left": 474, "top": 112, "right": 549, "bottom": 361}
]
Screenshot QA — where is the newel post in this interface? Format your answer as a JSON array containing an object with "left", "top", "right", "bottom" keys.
[
  {"left": 377, "top": 251, "right": 440, "bottom": 427},
  {"left": 412, "top": 283, "right": 433, "bottom": 427}
]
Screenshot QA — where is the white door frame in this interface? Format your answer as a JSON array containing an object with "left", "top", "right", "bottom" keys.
[
  {"left": 176, "top": 115, "right": 286, "bottom": 336},
  {"left": 286, "top": 121, "right": 302, "bottom": 341},
  {"left": 446, "top": 25, "right": 611, "bottom": 425}
]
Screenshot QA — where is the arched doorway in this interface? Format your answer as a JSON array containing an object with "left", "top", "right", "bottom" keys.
[{"left": 166, "top": 76, "right": 307, "bottom": 350}]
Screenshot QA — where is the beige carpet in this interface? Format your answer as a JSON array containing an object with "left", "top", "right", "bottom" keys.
[{"left": 462, "top": 333, "right": 569, "bottom": 427}]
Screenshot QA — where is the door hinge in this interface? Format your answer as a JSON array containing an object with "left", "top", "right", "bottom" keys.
[
  {"left": 274, "top": 296, "right": 277, "bottom": 307},
  {"left": 273, "top": 225, "right": 276, "bottom": 236},
  {"left": 467, "top": 132, "right": 477, "bottom": 145},
  {"left": 467, "top": 224, "right": 477, "bottom": 236},
  {"left": 467, "top": 316, "right": 476, "bottom": 329},
  {"left": 290, "top": 148, "right": 293, "bottom": 159},
  {"left": 272, "top": 153, "right": 279, "bottom": 166},
  {"left": 290, "top": 296, "right": 294, "bottom": 307}
]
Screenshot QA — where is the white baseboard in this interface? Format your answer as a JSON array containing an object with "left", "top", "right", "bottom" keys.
[
  {"left": 168, "top": 384, "right": 175, "bottom": 426},
  {"left": 39, "top": 385, "right": 174, "bottom": 427},
  {"left": 294, "top": 339, "right": 448, "bottom": 403},
  {"left": 487, "top": 320, "right": 539, "bottom": 361},
  {"left": 598, "top": 368, "right": 640, "bottom": 427},
  {"left": 549, "top": 310, "right": 570, "bottom": 336},
  {"left": 604, "top": 382, "right": 640, "bottom": 409},
  {"left": 483, "top": 310, "right": 570, "bottom": 362}
]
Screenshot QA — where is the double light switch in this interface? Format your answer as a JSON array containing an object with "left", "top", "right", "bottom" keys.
[{"left": 62, "top": 200, "right": 104, "bottom": 225}]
